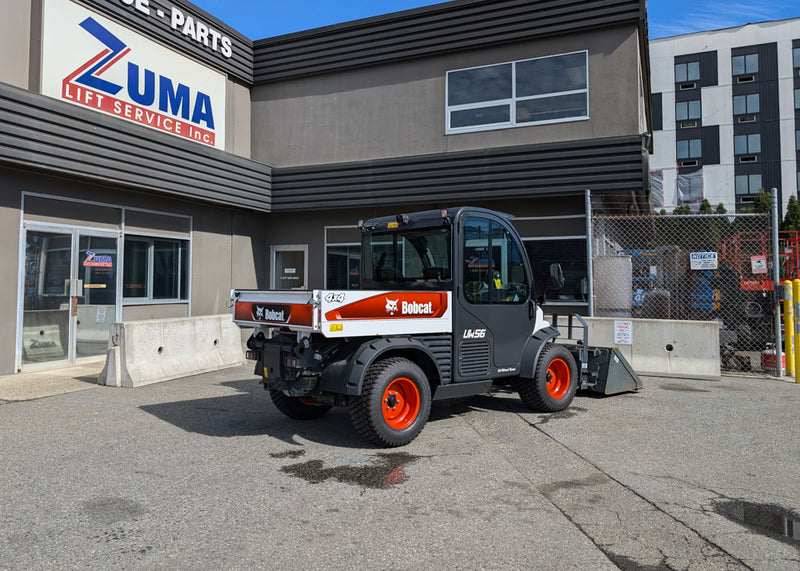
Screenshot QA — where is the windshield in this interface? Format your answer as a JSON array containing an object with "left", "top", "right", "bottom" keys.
[{"left": 362, "top": 226, "right": 452, "bottom": 290}]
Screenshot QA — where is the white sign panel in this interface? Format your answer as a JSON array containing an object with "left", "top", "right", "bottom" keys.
[
  {"left": 614, "top": 320, "right": 633, "bottom": 345},
  {"left": 750, "top": 256, "right": 768, "bottom": 275},
  {"left": 41, "top": 0, "right": 226, "bottom": 149},
  {"left": 689, "top": 251, "right": 718, "bottom": 270}
]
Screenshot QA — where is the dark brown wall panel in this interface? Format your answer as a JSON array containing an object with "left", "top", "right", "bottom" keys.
[
  {"left": 0, "top": 82, "right": 270, "bottom": 211},
  {"left": 271, "top": 136, "right": 648, "bottom": 211}
]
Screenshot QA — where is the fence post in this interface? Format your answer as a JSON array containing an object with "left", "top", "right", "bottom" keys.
[
  {"left": 794, "top": 279, "right": 800, "bottom": 381},
  {"left": 585, "top": 189, "right": 594, "bottom": 317},
  {"left": 784, "top": 280, "right": 794, "bottom": 376},
  {"left": 772, "top": 189, "right": 782, "bottom": 377}
]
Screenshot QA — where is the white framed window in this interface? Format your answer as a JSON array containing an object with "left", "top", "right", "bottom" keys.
[
  {"left": 675, "top": 100, "right": 701, "bottom": 120},
  {"left": 674, "top": 61, "right": 700, "bottom": 83},
  {"left": 732, "top": 54, "right": 758, "bottom": 75},
  {"left": 733, "top": 94, "right": 760, "bottom": 115},
  {"left": 122, "top": 236, "right": 189, "bottom": 302},
  {"left": 734, "top": 134, "right": 761, "bottom": 155},
  {"left": 271, "top": 245, "right": 308, "bottom": 290},
  {"left": 446, "top": 50, "right": 588, "bottom": 133}
]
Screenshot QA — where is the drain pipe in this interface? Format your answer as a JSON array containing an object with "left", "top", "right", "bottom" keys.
[{"left": 772, "top": 189, "right": 782, "bottom": 377}]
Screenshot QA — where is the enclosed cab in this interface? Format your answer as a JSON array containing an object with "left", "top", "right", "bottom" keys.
[{"left": 233, "top": 207, "right": 583, "bottom": 446}]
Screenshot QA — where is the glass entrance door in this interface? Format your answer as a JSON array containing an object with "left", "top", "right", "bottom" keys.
[
  {"left": 20, "top": 226, "right": 120, "bottom": 368},
  {"left": 22, "top": 230, "right": 72, "bottom": 365},
  {"left": 76, "top": 235, "right": 118, "bottom": 359}
]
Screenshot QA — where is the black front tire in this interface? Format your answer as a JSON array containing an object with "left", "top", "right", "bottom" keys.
[
  {"left": 270, "top": 390, "right": 332, "bottom": 420},
  {"left": 519, "top": 344, "right": 578, "bottom": 413},
  {"left": 349, "top": 357, "right": 432, "bottom": 447}
]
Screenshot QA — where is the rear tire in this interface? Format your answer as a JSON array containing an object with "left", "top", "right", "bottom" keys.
[
  {"left": 349, "top": 357, "right": 432, "bottom": 447},
  {"left": 270, "top": 390, "right": 331, "bottom": 420},
  {"left": 519, "top": 344, "right": 578, "bottom": 413}
]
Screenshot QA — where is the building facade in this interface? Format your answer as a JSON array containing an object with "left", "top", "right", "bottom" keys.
[
  {"left": 0, "top": 0, "right": 652, "bottom": 375},
  {"left": 650, "top": 18, "right": 800, "bottom": 214}
]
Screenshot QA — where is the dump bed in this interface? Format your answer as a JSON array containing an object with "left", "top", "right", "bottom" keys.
[{"left": 231, "top": 289, "right": 453, "bottom": 338}]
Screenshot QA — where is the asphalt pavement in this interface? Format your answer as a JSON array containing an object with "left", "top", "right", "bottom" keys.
[{"left": 0, "top": 363, "right": 798, "bottom": 569}]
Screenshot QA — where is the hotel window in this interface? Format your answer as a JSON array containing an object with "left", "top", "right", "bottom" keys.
[
  {"left": 675, "top": 100, "right": 701, "bottom": 120},
  {"left": 446, "top": 51, "right": 588, "bottom": 133},
  {"left": 674, "top": 61, "right": 700, "bottom": 83},
  {"left": 734, "top": 134, "right": 761, "bottom": 155},
  {"left": 795, "top": 89, "right": 800, "bottom": 110},
  {"left": 732, "top": 54, "right": 758, "bottom": 75},
  {"left": 676, "top": 139, "right": 702, "bottom": 160},
  {"left": 794, "top": 47, "right": 800, "bottom": 68},
  {"left": 735, "top": 174, "right": 762, "bottom": 195},
  {"left": 733, "top": 94, "right": 760, "bottom": 115}
]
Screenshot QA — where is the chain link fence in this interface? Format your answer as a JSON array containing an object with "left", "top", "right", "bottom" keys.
[{"left": 590, "top": 212, "right": 785, "bottom": 374}]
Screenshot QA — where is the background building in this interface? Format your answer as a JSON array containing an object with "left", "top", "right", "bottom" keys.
[
  {"left": 0, "top": 0, "right": 652, "bottom": 375},
  {"left": 650, "top": 18, "right": 800, "bottom": 214}
]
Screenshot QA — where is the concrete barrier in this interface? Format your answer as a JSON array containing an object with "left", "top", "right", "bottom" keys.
[
  {"left": 98, "top": 315, "right": 245, "bottom": 387},
  {"left": 557, "top": 317, "right": 720, "bottom": 380}
]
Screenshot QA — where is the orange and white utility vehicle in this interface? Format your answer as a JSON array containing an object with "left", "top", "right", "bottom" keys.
[{"left": 232, "top": 207, "right": 640, "bottom": 447}]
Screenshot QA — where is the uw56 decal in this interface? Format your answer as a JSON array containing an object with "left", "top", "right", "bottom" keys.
[{"left": 325, "top": 292, "right": 448, "bottom": 321}]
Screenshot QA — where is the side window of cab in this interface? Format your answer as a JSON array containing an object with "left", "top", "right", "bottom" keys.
[{"left": 463, "top": 217, "right": 529, "bottom": 304}]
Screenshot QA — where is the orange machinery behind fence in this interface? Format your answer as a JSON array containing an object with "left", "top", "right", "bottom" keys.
[{"left": 718, "top": 231, "right": 800, "bottom": 291}]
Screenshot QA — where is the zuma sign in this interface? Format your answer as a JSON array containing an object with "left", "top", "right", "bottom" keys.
[{"left": 42, "top": 0, "right": 226, "bottom": 149}]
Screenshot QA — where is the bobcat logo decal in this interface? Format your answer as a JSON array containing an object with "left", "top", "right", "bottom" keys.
[{"left": 385, "top": 298, "right": 399, "bottom": 315}]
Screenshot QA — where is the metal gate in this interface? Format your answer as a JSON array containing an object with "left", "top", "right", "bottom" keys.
[{"left": 589, "top": 207, "right": 787, "bottom": 375}]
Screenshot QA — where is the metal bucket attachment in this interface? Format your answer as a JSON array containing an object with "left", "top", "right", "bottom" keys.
[{"left": 585, "top": 347, "right": 643, "bottom": 395}]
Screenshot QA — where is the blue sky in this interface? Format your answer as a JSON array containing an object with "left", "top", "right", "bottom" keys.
[{"left": 188, "top": 0, "right": 799, "bottom": 41}]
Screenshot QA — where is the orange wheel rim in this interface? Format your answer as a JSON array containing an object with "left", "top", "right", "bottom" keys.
[
  {"left": 382, "top": 377, "right": 420, "bottom": 430},
  {"left": 546, "top": 358, "right": 571, "bottom": 399},
  {"left": 298, "top": 397, "right": 316, "bottom": 406}
]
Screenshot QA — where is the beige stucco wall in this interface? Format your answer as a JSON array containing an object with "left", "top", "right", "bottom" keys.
[
  {"left": 252, "top": 25, "right": 645, "bottom": 168},
  {"left": 0, "top": 168, "right": 267, "bottom": 374},
  {"left": 0, "top": 0, "right": 33, "bottom": 89}
]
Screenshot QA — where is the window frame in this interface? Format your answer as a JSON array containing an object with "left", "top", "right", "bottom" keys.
[
  {"left": 677, "top": 138, "right": 702, "bottom": 160},
  {"left": 675, "top": 99, "right": 701, "bottom": 121},
  {"left": 733, "top": 93, "right": 760, "bottom": 115},
  {"left": 734, "top": 133, "right": 761, "bottom": 155},
  {"left": 445, "top": 50, "right": 589, "bottom": 134},
  {"left": 732, "top": 54, "right": 759, "bottom": 75},
  {"left": 122, "top": 234, "right": 190, "bottom": 304},
  {"left": 735, "top": 173, "right": 763, "bottom": 195},
  {"left": 674, "top": 61, "right": 700, "bottom": 83},
  {"left": 270, "top": 244, "right": 309, "bottom": 290}
]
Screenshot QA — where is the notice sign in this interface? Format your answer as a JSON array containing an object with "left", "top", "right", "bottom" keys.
[
  {"left": 750, "top": 256, "right": 768, "bottom": 275},
  {"left": 689, "top": 251, "right": 718, "bottom": 270},
  {"left": 614, "top": 320, "right": 633, "bottom": 345}
]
